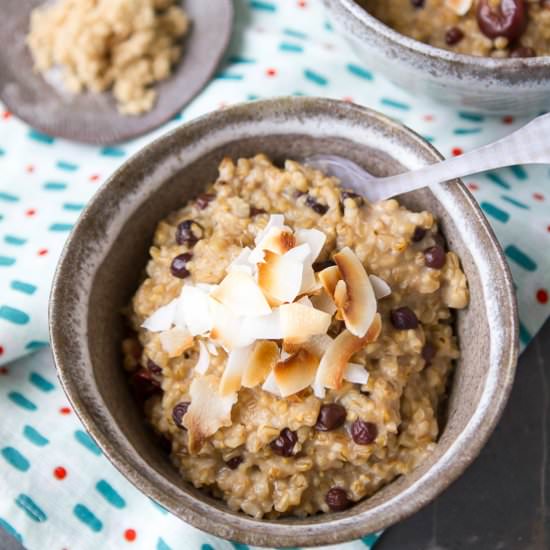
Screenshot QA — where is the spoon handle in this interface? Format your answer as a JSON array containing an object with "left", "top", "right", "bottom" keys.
[{"left": 372, "top": 112, "right": 550, "bottom": 201}]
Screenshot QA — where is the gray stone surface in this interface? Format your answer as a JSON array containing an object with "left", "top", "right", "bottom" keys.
[{"left": 1, "top": 319, "right": 548, "bottom": 549}]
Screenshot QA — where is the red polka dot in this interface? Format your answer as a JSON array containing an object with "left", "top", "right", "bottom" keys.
[
  {"left": 26, "top": 165, "right": 35, "bottom": 173},
  {"left": 502, "top": 115, "right": 514, "bottom": 124},
  {"left": 124, "top": 529, "right": 137, "bottom": 542},
  {"left": 37, "top": 248, "right": 48, "bottom": 256},
  {"left": 547, "top": 224, "right": 550, "bottom": 232},
  {"left": 0, "top": 345, "right": 4, "bottom": 355},
  {"left": 423, "top": 114, "right": 434, "bottom": 122},
  {"left": 0, "top": 367, "right": 8, "bottom": 375},
  {"left": 266, "top": 68, "right": 277, "bottom": 77},
  {"left": 25, "top": 208, "right": 36, "bottom": 217},
  {"left": 533, "top": 192, "right": 545, "bottom": 201},
  {"left": 467, "top": 182, "right": 479, "bottom": 191},
  {"left": 2, "top": 111, "right": 11, "bottom": 120},
  {"left": 452, "top": 147, "right": 463, "bottom": 157},
  {"left": 298, "top": 0, "right": 307, "bottom": 6},
  {"left": 537, "top": 289, "right": 549, "bottom": 304},
  {"left": 59, "top": 406, "right": 72, "bottom": 415},
  {"left": 342, "top": 96, "right": 354, "bottom": 103},
  {"left": 89, "top": 174, "right": 100, "bottom": 182},
  {"left": 54, "top": 466, "right": 67, "bottom": 480}
]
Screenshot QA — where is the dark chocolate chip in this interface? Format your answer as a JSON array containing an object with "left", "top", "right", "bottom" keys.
[
  {"left": 315, "top": 404, "right": 347, "bottom": 431},
  {"left": 196, "top": 193, "right": 215, "bottom": 210},
  {"left": 305, "top": 195, "right": 329, "bottom": 215},
  {"left": 412, "top": 226, "right": 427, "bottom": 242},
  {"left": 146, "top": 359, "right": 162, "bottom": 376},
  {"left": 390, "top": 307, "right": 419, "bottom": 330},
  {"left": 424, "top": 245, "right": 446, "bottom": 269},
  {"left": 131, "top": 368, "right": 161, "bottom": 402},
  {"left": 170, "top": 253, "right": 192, "bottom": 278},
  {"left": 445, "top": 26, "right": 464, "bottom": 45},
  {"left": 172, "top": 402, "right": 190, "bottom": 429},
  {"left": 341, "top": 190, "right": 365, "bottom": 207},
  {"left": 175, "top": 220, "right": 204, "bottom": 247},
  {"left": 351, "top": 419, "right": 378, "bottom": 445},
  {"left": 270, "top": 428, "right": 298, "bottom": 457},
  {"left": 250, "top": 207, "right": 266, "bottom": 216},
  {"left": 410, "top": 0, "right": 425, "bottom": 7},
  {"left": 226, "top": 456, "right": 243, "bottom": 469},
  {"left": 325, "top": 487, "right": 352, "bottom": 511}
]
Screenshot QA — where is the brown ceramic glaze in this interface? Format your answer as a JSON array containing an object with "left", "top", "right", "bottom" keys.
[
  {"left": 324, "top": 0, "right": 550, "bottom": 115},
  {"left": 0, "top": 0, "right": 233, "bottom": 145},
  {"left": 49, "top": 97, "right": 518, "bottom": 547}
]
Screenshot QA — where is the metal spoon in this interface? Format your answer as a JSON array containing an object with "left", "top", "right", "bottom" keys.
[{"left": 305, "top": 112, "right": 550, "bottom": 202}]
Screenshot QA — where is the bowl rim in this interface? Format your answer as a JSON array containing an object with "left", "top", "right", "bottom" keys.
[
  {"left": 49, "top": 97, "right": 519, "bottom": 547},
  {"left": 333, "top": 0, "right": 550, "bottom": 69}
]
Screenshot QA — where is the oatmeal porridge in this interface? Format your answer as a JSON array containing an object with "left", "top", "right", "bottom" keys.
[
  {"left": 360, "top": 0, "right": 550, "bottom": 58},
  {"left": 122, "top": 154, "right": 469, "bottom": 518}
]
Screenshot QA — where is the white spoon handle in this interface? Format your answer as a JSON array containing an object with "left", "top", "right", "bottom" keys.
[{"left": 371, "top": 112, "right": 550, "bottom": 201}]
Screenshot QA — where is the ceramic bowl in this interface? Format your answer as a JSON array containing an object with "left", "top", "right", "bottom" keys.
[
  {"left": 49, "top": 97, "right": 518, "bottom": 547},
  {"left": 324, "top": 0, "right": 550, "bottom": 115}
]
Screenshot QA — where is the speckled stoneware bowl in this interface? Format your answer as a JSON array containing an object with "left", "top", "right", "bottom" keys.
[
  {"left": 49, "top": 97, "right": 518, "bottom": 547},
  {"left": 324, "top": 0, "right": 550, "bottom": 115}
]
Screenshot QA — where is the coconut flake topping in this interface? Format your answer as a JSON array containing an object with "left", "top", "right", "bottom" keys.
[{"left": 141, "top": 214, "right": 383, "bottom": 407}]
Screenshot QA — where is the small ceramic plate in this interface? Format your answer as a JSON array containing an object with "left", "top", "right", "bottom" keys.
[{"left": 0, "top": 0, "right": 234, "bottom": 145}]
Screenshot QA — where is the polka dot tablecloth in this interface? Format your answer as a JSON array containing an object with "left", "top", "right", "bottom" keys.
[{"left": 0, "top": 0, "right": 549, "bottom": 549}]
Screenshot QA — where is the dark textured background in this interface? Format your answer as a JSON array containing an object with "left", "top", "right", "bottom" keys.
[{"left": 1, "top": 318, "right": 548, "bottom": 550}]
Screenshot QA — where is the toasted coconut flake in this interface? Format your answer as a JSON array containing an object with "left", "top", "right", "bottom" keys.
[
  {"left": 274, "top": 349, "right": 319, "bottom": 397},
  {"left": 284, "top": 243, "right": 311, "bottom": 263},
  {"left": 299, "top": 263, "right": 321, "bottom": 295},
  {"left": 219, "top": 345, "right": 253, "bottom": 396},
  {"left": 333, "top": 279, "right": 348, "bottom": 311},
  {"left": 254, "top": 214, "right": 285, "bottom": 245},
  {"left": 310, "top": 291, "right": 337, "bottom": 316},
  {"left": 249, "top": 215, "right": 289, "bottom": 264},
  {"left": 315, "top": 313, "right": 382, "bottom": 390},
  {"left": 195, "top": 340, "right": 210, "bottom": 374},
  {"left": 211, "top": 270, "right": 271, "bottom": 317},
  {"left": 262, "top": 370, "right": 281, "bottom": 397},
  {"left": 304, "top": 333, "right": 333, "bottom": 358},
  {"left": 241, "top": 308, "right": 283, "bottom": 340},
  {"left": 196, "top": 283, "right": 217, "bottom": 293},
  {"left": 183, "top": 375, "right": 237, "bottom": 453},
  {"left": 242, "top": 340, "right": 280, "bottom": 388},
  {"left": 280, "top": 302, "right": 331, "bottom": 345},
  {"left": 257, "top": 250, "right": 303, "bottom": 305},
  {"left": 369, "top": 274, "right": 391, "bottom": 299},
  {"left": 312, "top": 378, "right": 326, "bottom": 399},
  {"left": 334, "top": 247, "right": 377, "bottom": 337},
  {"left": 230, "top": 247, "right": 253, "bottom": 273},
  {"left": 209, "top": 297, "right": 253, "bottom": 350},
  {"left": 175, "top": 285, "right": 213, "bottom": 335},
  {"left": 445, "top": 0, "right": 472, "bottom": 15},
  {"left": 343, "top": 362, "right": 369, "bottom": 385},
  {"left": 159, "top": 326, "right": 194, "bottom": 358},
  {"left": 142, "top": 298, "right": 177, "bottom": 332},
  {"left": 262, "top": 227, "right": 296, "bottom": 255},
  {"left": 295, "top": 228, "right": 326, "bottom": 262},
  {"left": 318, "top": 265, "right": 341, "bottom": 297},
  {"left": 206, "top": 341, "right": 219, "bottom": 356}
]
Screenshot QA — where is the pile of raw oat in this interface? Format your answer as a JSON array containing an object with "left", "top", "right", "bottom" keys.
[{"left": 27, "top": 0, "right": 189, "bottom": 114}]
